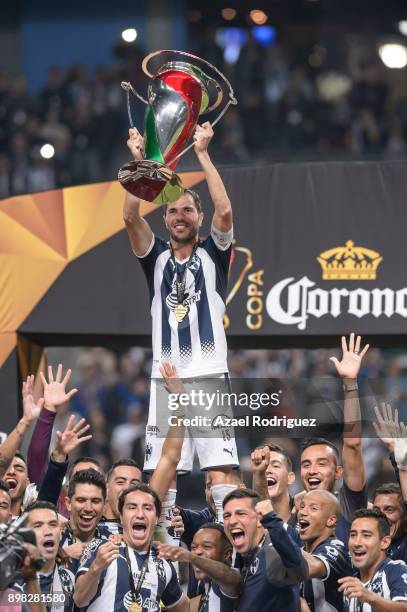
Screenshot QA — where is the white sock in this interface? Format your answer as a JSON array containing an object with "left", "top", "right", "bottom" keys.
[
  {"left": 157, "top": 489, "right": 180, "bottom": 546},
  {"left": 211, "top": 484, "right": 237, "bottom": 523}
]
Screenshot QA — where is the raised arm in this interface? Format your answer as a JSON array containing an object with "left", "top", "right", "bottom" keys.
[
  {"left": 122, "top": 128, "right": 154, "bottom": 256},
  {"left": 193, "top": 122, "right": 232, "bottom": 233},
  {"left": 38, "top": 415, "right": 92, "bottom": 504},
  {"left": 0, "top": 375, "right": 44, "bottom": 477},
  {"left": 149, "top": 362, "right": 186, "bottom": 501},
  {"left": 155, "top": 542, "right": 242, "bottom": 597},
  {"left": 251, "top": 446, "right": 270, "bottom": 499},
  {"left": 330, "top": 333, "right": 369, "bottom": 491},
  {"left": 28, "top": 365, "right": 77, "bottom": 485}
]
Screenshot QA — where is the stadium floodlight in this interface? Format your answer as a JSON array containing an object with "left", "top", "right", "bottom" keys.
[
  {"left": 40, "top": 144, "right": 55, "bottom": 159},
  {"left": 122, "top": 28, "right": 138, "bottom": 43},
  {"left": 398, "top": 21, "right": 407, "bottom": 36},
  {"left": 378, "top": 43, "right": 407, "bottom": 69}
]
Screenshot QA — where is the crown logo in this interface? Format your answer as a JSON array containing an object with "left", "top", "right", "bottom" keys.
[{"left": 317, "top": 240, "right": 383, "bottom": 280}]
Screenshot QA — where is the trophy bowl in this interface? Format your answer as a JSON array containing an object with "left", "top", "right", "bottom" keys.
[{"left": 118, "top": 50, "right": 237, "bottom": 204}]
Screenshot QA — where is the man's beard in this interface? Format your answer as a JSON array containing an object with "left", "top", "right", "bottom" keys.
[{"left": 169, "top": 226, "right": 197, "bottom": 245}]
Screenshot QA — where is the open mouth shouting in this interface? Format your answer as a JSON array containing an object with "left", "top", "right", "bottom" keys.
[
  {"left": 42, "top": 538, "right": 57, "bottom": 556},
  {"left": 4, "top": 478, "right": 18, "bottom": 494},
  {"left": 306, "top": 477, "right": 322, "bottom": 490},
  {"left": 230, "top": 528, "right": 246, "bottom": 550},
  {"left": 131, "top": 520, "right": 148, "bottom": 540},
  {"left": 266, "top": 475, "right": 277, "bottom": 492},
  {"left": 298, "top": 518, "right": 311, "bottom": 537}
]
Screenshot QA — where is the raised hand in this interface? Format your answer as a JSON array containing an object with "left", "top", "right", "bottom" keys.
[
  {"left": 52, "top": 415, "right": 92, "bottom": 461},
  {"left": 22, "top": 375, "right": 44, "bottom": 423},
  {"left": 372, "top": 403, "right": 403, "bottom": 452},
  {"left": 159, "top": 361, "right": 186, "bottom": 397},
  {"left": 171, "top": 508, "right": 185, "bottom": 537},
  {"left": 193, "top": 122, "right": 214, "bottom": 154},
  {"left": 255, "top": 499, "right": 274, "bottom": 517},
  {"left": 93, "top": 540, "right": 120, "bottom": 573},
  {"left": 127, "top": 127, "right": 144, "bottom": 161},
  {"left": 40, "top": 364, "right": 78, "bottom": 411},
  {"left": 250, "top": 446, "right": 270, "bottom": 475},
  {"left": 329, "top": 333, "right": 369, "bottom": 380}
]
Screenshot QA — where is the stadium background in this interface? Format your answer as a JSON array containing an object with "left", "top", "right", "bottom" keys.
[{"left": 1, "top": 0, "right": 407, "bottom": 507}]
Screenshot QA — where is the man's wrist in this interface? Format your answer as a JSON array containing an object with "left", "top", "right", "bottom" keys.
[
  {"left": 342, "top": 378, "right": 358, "bottom": 393},
  {"left": 51, "top": 449, "right": 68, "bottom": 463},
  {"left": 16, "top": 417, "right": 30, "bottom": 435}
]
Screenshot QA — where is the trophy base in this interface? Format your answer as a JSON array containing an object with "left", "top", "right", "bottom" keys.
[{"left": 118, "top": 160, "right": 184, "bottom": 204}]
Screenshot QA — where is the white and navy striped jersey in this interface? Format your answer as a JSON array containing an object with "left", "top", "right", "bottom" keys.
[
  {"left": 76, "top": 541, "right": 183, "bottom": 612},
  {"left": 137, "top": 226, "right": 233, "bottom": 378},
  {"left": 343, "top": 558, "right": 407, "bottom": 611},
  {"left": 302, "top": 537, "right": 352, "bottom": 611}
]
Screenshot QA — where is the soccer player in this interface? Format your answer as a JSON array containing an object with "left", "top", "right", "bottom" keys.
[
  {"left": 299, "top": 333, "right": 369, "bottom": 543},
  {"left": 123, "top": 123, "right": 238, "bottom": 523},
  {"left": 339, "top": 508, "right": 407, "bottom": 611},
  {"left": 74, "top": 483, "right": 188, "bottom": 611},
  {"left": 299, "top": 490, "right": 352, "bottom": 611},
  {"left": 16, "top": 501, "right": 75, "bottom": 610},
  {"left": 155, "top": 522, "right": 240, "bottom": 611},
  {"left": 373, "top": 483, "right": 407, "bottom": 563},
  {"left": 251, "top": 443, "right": 295, "bottom": 523},
  {"left": 61, "top": 469, "right": 108, "bottom": 569},
  {"left": 222, "top": 489, "right": 308, "bottom": 611},
  {"left": 101, "top": 458, "right": 142, "bottom": 533}
]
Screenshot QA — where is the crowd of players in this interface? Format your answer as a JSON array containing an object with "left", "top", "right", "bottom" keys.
[{"left": 0, "top": 336, "right": 406, "bottom": 611}]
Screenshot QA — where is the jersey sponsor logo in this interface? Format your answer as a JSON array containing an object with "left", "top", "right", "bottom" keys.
[
  {"left": 123, "top": 591, "right": 142, "bottom": 610},
  {"left": 165, "top": 277, "right": 202, "bottom": 311},
  {"left": 324, "top": 545, "right": 340, "bottom": 560}
]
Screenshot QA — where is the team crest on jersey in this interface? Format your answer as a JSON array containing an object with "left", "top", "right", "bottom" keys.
[
  {"left": 250, "top": 558, "right": 259, "bottom": 575},
  {"left": 59, "top": 568, "right": 74, "bottom": 595}
]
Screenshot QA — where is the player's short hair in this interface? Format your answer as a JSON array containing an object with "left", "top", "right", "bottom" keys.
[
  {"left": 197, "top": 522, "right": 231, "bottom": 549},
  {"left": 68, "top": 469, "right": 107, "bottom": 499},
  {"left": 223, "top": 488, "right": 261, "bottom": 510},
  {"left": 301, "top": 438, "right": 340, "bottom": 465},
  {"left": 13, "top": 451, "right": 27, "bottom": 466},
  {"left": 26, "top": 500, "right": 58, "bottom": 518},
  {"left": 106, "top": 458, "right": 141, "bottom": 482},
  {"left": 68, "top": 456, "right": 103, "bottom": 480},
  {"left": 118, "top": 483, "right": 161, "bottom": 517},
  {"left": 184, "top": 189, "right": 202, "bottom": 213},
  {"left": 163, "top": 189, "right": 202, "bottom": 214},
  {"left": 352, "top": 508, "right": 390, "bottom": 538},
  {"left": 262, "top": 443, "right": 293, "bottom": 471},
  {"left": 373, "top": 482, "right": 403, "bottom": 503}
]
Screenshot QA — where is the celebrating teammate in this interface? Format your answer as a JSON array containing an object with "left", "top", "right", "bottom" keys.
[{"left": 123, "top": 122, "right": 238, "bottom": 525}]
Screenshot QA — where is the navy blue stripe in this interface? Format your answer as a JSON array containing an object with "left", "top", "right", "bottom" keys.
[
  {"left": 199, "top": 236, "right": 232, "bottom": 303},
  {"left": 177, "top": 263, "right": 192, "bottom": 361},
  {"left": 188, "top": 262, "right": 215, "bottom": 359},
  {"left": 160, "top": 257, "right": 173, "bottom": 358}
]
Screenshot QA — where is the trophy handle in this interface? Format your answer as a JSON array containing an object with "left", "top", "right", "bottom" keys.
[
  {"left": 141, "top": 51, "right": 238, "bottom": 167},
  {"left": 121, "top": 82, "right": 148, "bottom": 128}
]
